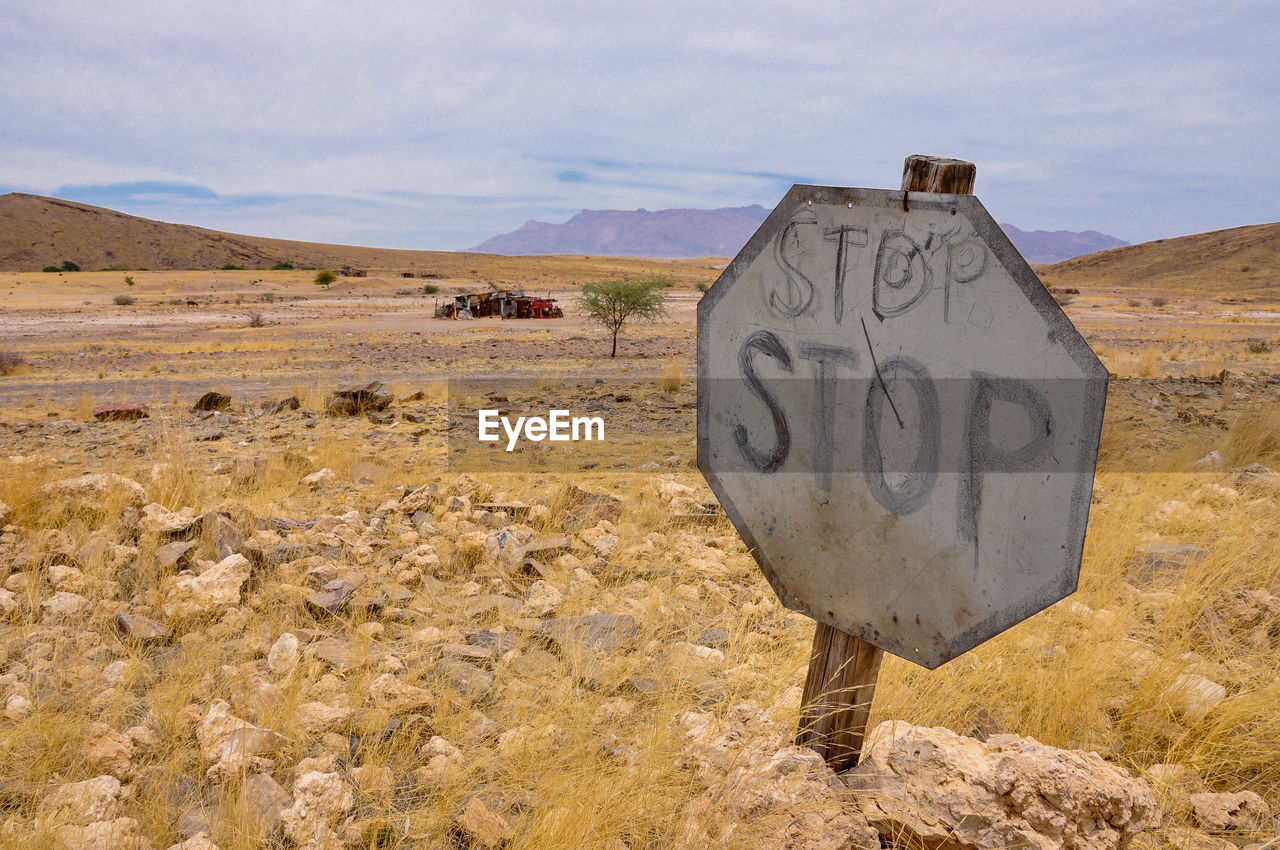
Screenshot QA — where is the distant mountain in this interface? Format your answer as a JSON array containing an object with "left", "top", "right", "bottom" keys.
[
  {"left": 470, "top": 205, "right": 770, "bottom": 258},
  {"left": 999, "top": 224, "right": 1129, "bottom": 264},
  {"left": 471, "top": 204, "right": 1128, "bottom": 263}
]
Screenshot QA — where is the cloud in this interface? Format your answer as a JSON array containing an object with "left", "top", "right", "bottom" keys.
[{"left": 0, "top": 0, "right": 1276, "bottom": 248}]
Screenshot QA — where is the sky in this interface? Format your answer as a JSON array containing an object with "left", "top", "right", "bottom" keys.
[{"left": 1, "top": 1, "right": 1277, "bottom": 251}]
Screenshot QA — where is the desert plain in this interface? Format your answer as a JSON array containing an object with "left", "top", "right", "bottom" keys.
[{"left": 1, "top": 235, "right": 1280, "bottom": 849}]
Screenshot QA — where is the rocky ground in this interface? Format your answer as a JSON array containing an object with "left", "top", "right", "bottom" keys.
[{"left": 0, "top": 373, "right": 1278, "bottom": 849}]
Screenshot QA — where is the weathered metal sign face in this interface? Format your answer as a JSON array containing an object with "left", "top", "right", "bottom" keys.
[{"left": 697, "top": 185, "right": 1107, "bottom": 669}]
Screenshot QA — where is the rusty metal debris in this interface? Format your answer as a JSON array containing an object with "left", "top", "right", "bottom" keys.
[{"left": 435, "top": 288, "right": 563, "bottom": 319}]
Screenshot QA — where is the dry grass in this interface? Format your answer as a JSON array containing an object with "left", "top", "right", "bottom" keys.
[
  {"left": 658, "top": 360, "right": 684, "bottom": 393},
  {"left": 0, "top": 384, "right": 1277, "bottom": 846}
]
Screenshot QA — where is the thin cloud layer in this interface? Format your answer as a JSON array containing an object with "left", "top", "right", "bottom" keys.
[{"left": 1, "top": 1, "right": 1276, "bottom": 250}]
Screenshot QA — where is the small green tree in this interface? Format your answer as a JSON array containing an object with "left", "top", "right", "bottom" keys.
[
  {"left": 314, "top": 270, "right": 336, "bottom": 289},
  {"left": 578, "top": 277, "right": 669, "bottom": 357}
]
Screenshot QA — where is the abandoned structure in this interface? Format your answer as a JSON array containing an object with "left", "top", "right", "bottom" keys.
[{"left": 435, "top": 289, "right": 563, "bottom": 319}]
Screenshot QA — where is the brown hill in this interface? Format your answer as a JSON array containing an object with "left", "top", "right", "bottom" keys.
[
  {"left": 0, "top": 192, "right": 477, "bottom": 273},
  {"left": 1037, "top": 221, "right": 1280, "bottom": 296},
  {"left": 0, "top": 193, "right": 718, "bottom": 286}
]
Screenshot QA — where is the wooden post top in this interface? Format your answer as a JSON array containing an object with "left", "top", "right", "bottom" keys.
[{"left": 901, "top": 154, "right": 977, "bottom": 194}]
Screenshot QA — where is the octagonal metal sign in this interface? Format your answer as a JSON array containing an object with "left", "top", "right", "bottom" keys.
[{"left": 697, "top": 185, "right": 1107, "bottom": 668}]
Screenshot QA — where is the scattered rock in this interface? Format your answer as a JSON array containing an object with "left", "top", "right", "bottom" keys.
[
  {"left": 437, "top": 659, "right": 496, "bottom": 697},
  {"left": 325, "top": 381, "right": 394, "bottom": 416},
  {"left": 451, "top": 796, "right": 515, "bottom": 848},
  {"left": 242, "top": 772, "right": 292, "bottom": 835},
  {"left": 162, "top": 554, "right": 251, "bottom": 621},
  {"left": 1129, "top": 542, "right": 1208, "bottom": 586},
  {"left": 197, "top": 700, "right": 282, "bottom": 774},
  {"left": 267, "top": 632, "right": 300, "bottom": 677},
  {"left": 520, "top": 580, "right": 563, "bottom": 617},
  {"left": 231, "top": 454, "right": 266, "bottom": 487},
  {"left": 1191, "top": 791, "right": 1271, "bottom": 832},
  {"left": 155, "top": 540, "right": 198, "bottom": 571},
  {"left": 305, "top": 579, "right": 356, "bottom": 616},
  {"left": 165, "top": 832, "right": 222, "bottom": 850},
  {"left": 678, "top": 704, "right": 878, "bottom": 849},
  {"left": 5, "top": 693, "right": 33, "bottom": 719},
  {"left": 84, "top": 722, "right": 134, "bottom": 781},
  {"left": 845, "top": 721, "right": 1161, "bottom": 850},
  {"left": 35, "top": 473, "right": 148, "bottom": 515},
  {"left": 92, "top": 402, "right": 150, "bottom": 421},
  {"left": 57, "top": 817, "right": 148, "bottom": 850},
  {"left": 41, "top": 590, "right": 90, "bottom": 623},
  {"left": 205, "top": 513, "right": 243, "bottom": 560},
  {"left": 1164, "top": 672, "right": 1227, "bottom": 720},
  {"left": 192, "top": 391, "right": 231, "bottom": 412},
  {"left": 309, "top": 637, "right": 386, "bottom": 671},
  {"left": 538, "top": 613, "right": 637, "bottom": 655},
  {"left": 279, "top": 771, "right": 354, "bottom": 849},
  {"left": 271, "top": 395, "right": 301, "bottom": 414},
  {"left": 369, "top": 673, "right": 435, "bottom": 713},
  {"left": 116, "top": 612, "right": 172, "bottom": 644},
  {"left": 302, "top": 468, "right": 336, "bottom": 489},
  {"left": 41, "top": 775, "right": 122, "bottom": 825}
]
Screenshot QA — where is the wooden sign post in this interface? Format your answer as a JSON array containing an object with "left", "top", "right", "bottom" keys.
[
  {"left": 795, "top": 156, "right": 976, "bottom": 770},
  {"left": 697, "top": 155, "right": 1105, "bottom": 771}
]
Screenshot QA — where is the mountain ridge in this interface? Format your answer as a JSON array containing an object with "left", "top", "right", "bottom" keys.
[{"left": 471, "top": 204, "right": 1130, "bottom": 262}]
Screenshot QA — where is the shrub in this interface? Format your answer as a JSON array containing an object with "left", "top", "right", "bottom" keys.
[
  {"left": 271, "top": 262, "right": 295, "bottom": 270},
  {"left": 1151, "top": 296, "right": 1169, "bottom": 308},
  {"left": 578, "top": 277, "right": 669, "bottom": 357},
  {"left": 247, "top": 311, "right": 267, "bottom": 328},
  {"left": 314, "top": 270, "right": 336, "bottom": 289},
  {"left": 422, "top": 284, "right": 440, "bottom": 295},
  {"left": 695, "top": 282, "right": 709, "bottom": 293},
  {"left": 222, "top": 264, "right": 245, "bottom": 271},
  {"left": 113, "top": 294, "right": 135, "bottom": 306},
  {"left": 1247, "top": 339, "right": 1272, "bottom": 355},
  {"left": 1127, "top": 299, "right": 1141, "bottom": 308},
  {"left": 61, "top": 260, "right": 80, "bottom": 272},
  {"left": 125, "top": 275, "right": 135, "bottom": 287},
  {"left": 260, "top": 292, "right": 276, "bottom": 303},
  {"left": 42, "top": 266, "right": 61, "bottom": 273},
  {"left": 0, "top": 351, "right": 25, "bottom": 376}
]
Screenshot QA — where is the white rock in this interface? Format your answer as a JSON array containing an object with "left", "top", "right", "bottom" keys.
[
  {"left": 197, "top": 699, "right": 282, "bottom": 767},
  {"left": 268, "top": 633, "right": 300, "bottom": 677},
  {"left": 165, "top": 832, "right": 221, "bottom": 850},
  {"left": 302, "top": 468, "right": 336, "bottom": 488},
  {"left": 4, "top": 693, "right": 31, "bottom": 719},
  {"left": 369, "top": 673, "right": 434, "bottom": 713},
  {"left": 34, "top": 473, "right": 147, "bottom": 514},
  {"left": 162, "top": 554, "right": 250, "bottom": 620},
  {"left": 0, "top": 587, "right": 17, "bottom": 617},
  {"left": 846, "top": 721, "right": 1161, "bottom": 850},
  {"left": 139, "top": 503, "right": 199, "bottom": 534},
  {"left": 279, "top": 771, "right": 353, "bottom": 849},
  {"left": 1165, "top": 673, "right": 1227, "bottom": 720},
  {"left": 40, "top": 590, "right": 90, "bottom": 623},
  {"left": 56, "top": 816, "right": 147, "bottom": 850},
  {"left": 41, "top": 775, "right": 122, "bottom": 825},
  {"left": 520, "top": 580, "right": 563, "bottom": 617}
]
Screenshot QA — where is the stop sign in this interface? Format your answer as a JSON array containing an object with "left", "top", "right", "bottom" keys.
[{"left": 698, "top": 185, "right": 1107, "bottom": 669}]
